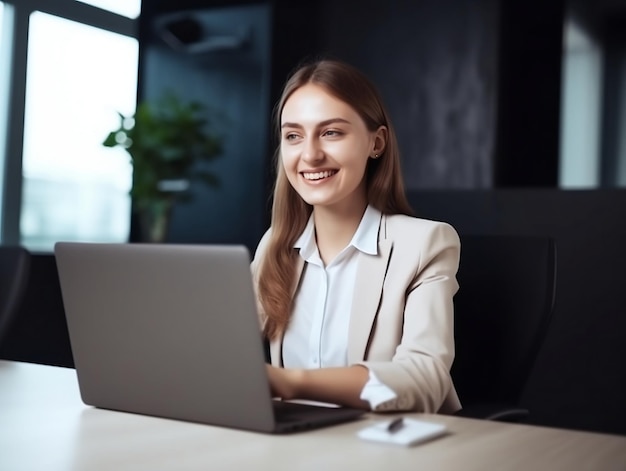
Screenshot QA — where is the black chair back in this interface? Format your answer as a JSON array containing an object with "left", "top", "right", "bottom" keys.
[
  {"left": 0, "top": 246, "right": 31, "bottom": 344},
  {"left": 452, "top": 235, "right": 557, "bottom": 407}
]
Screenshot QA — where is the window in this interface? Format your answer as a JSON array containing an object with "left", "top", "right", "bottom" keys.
[
  {"left": 559, "top": 8, "right": 626, "bottom": 188},
  {"left": 20, "top": 10, "right": 138, "bottom": 251},
  {"left": 559, "top": 18, "right": 603, "bottom": 188}
]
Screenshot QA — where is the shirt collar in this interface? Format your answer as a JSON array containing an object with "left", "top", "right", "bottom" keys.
[
  {"left": 294, "top": 214, "right": 317, "bottom": 260},
  {"left": 293, "top": 205, "right": 382, "bottom": 258},
  {"left": 350, "top": 205, "right": 381, "bottom": 255}
]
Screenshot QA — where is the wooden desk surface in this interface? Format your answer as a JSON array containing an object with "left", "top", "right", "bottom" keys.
[{"left": 1, "top": 360, "right": 624, "bottom": 471}]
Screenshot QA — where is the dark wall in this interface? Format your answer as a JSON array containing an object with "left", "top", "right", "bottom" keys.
[
  {"left": 600, "top": 11, "right": 626, "bottom": 186},
  {"left": 409, "top": 189, "right": 626, "bottom": 436},
  {"left": 494, "top": 1, "right": 564, "bottom": 187},
  {"left": 270, "top": 0, "right": 565, "bottom": 190},
  {"left": 314, "top": 0, "right": 499, "bottom": 189}
]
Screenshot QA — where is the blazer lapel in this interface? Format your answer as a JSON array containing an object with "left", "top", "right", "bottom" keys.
[
  {"left": 347, "top": 237, "right": 393, "bottom": 363},
  {"left": 270, "top": 254, "right": 305, "bottom": 366}
]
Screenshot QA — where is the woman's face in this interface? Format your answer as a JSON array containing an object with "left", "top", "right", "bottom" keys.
[{"left": 280, "top": 83, "right": 385, "bottom": 213}]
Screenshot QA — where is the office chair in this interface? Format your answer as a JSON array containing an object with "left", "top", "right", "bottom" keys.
[
  {"left": 0, "top": 246, "right": 31, "bottom": 345},
  {"left": 451, "top": 235, "right": 557, "bottom": 422}
]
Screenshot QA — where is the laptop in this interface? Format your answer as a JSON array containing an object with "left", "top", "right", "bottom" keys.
[{"left": 54, "top": 242, "right": 365, "bottom": 433}]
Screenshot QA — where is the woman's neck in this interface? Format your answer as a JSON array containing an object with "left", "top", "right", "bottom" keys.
[{"left": 313, "top": 201, "right": 368, "bottom": 266}]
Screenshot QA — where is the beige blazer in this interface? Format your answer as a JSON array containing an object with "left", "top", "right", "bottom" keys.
[{"left": 251, "top": 214, "right": 461, "bottom": 414}]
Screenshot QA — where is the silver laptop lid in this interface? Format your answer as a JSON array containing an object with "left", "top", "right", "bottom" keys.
[{"left": 55, "top": 242, "right": 276, "bottom": 432}]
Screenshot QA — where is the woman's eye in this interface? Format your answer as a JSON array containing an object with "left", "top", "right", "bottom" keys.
[
  {"left": 323, "top": 130, "right": 343, "bottom": 137},
  {"left": 284, "top": 133, "right": 299, "bottom": 141}
]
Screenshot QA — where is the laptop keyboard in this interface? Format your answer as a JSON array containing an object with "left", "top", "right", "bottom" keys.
[{"left": 273, "top": 400, "right": 346, "bottom": 421}]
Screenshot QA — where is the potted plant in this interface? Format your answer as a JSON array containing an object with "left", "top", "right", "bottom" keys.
[{"left": 103, "top": 92, "right": 223, "bottom": 242}]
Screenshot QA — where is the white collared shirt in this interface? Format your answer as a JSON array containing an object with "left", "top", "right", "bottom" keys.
[
  {"left": 283, "top": 205, "right": 381, "bottom": 369},
  {"left": 282, "top": 205, "right": 397, "bottom": 409}
]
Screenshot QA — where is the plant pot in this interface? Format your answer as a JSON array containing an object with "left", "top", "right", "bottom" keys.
[{"left": 137, "top": 200, "right": 173, "bottom": 243}]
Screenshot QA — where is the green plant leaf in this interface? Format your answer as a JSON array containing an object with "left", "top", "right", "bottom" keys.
[
  {"left": 102, "top": 131, "right": 119, "bottom": 147},
  {"left": 102, "top": 91, "right": 224, "bottom": 206}
]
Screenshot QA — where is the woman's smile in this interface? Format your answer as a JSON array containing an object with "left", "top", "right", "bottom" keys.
[{"left": 301, "top": 169, "right": 338, "bottom": 182}]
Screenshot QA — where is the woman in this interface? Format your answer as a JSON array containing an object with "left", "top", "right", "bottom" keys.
[{"left": 251, "top": 59, "right": 461, "bottom": 413}]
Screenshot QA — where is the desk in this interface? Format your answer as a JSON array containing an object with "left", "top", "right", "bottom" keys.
[{"left": 1, "top": 360, "right": 625, "bottom": 471}]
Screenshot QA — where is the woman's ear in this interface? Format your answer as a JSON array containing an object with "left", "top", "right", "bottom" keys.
[{"left": 371, "top": 125, "right": 388, "bottom": 157}]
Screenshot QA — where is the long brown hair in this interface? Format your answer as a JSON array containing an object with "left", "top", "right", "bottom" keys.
[{"left": 259, "top": 59, "right": 413, "bottom": 340}]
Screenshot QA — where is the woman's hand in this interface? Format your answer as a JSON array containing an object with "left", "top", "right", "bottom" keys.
[
  {"left": 265, "top": 364, "right": 370, "bottom": 409},
  {"left": 266, "top": 364, "right": 304, "bottom": 400}
]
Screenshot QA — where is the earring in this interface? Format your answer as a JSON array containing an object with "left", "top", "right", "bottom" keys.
[{"left": 373, "top": 153, "right": 379, "bottom": 159}]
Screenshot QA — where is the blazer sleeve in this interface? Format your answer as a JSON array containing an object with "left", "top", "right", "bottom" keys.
[{"left": 357, "top": 221, "right": 461, "bottom": 413}]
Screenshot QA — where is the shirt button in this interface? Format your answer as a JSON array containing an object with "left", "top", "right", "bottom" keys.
[{"left": 312, "top": 358, "right": 318, "bottom": 365}]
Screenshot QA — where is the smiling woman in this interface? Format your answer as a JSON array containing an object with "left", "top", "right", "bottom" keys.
[{"left": 250, "top": 59, "right": 462, "bottom": 414}]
